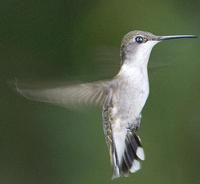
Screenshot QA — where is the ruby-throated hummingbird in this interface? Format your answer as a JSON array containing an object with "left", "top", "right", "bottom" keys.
[{"left": 15, "top": 30, "right": 197, "bottom": 179}]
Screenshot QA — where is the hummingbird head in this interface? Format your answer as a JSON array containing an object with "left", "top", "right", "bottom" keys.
[{"left": 120, "top": 30, "right": 197, "bottom": 66}]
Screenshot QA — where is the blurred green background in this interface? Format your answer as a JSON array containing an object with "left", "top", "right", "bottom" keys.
[{"left": 0, "top": 0, "right": 200, "bottom": 184}]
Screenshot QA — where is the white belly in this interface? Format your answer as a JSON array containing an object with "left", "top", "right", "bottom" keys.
[{"left": 115, "top": 65, "right": 149, "bottom": 121}]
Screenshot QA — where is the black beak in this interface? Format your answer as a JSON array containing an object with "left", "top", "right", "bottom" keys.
[{"left": 157, "top": 35, "right": 198, "bottom": 41}]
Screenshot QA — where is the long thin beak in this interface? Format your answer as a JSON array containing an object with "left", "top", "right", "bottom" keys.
[{"left": 157, "top": 35, "right": 197, "bottom": 41}]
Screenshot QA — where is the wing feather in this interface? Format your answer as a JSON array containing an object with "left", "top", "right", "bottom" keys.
[{"left": 15, "top": 80, "right": 110, "bottom": 108}]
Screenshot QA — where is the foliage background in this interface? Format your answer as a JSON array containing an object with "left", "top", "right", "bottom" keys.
[{"left": 0, "top": 0, "right": 199, "bottom": 183}]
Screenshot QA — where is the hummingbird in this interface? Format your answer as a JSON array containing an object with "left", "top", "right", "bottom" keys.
[{"left": 15, "top": 30, "right": 197, "bottom": 179}]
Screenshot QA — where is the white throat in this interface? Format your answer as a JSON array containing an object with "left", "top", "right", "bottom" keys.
[{"left": 124, "top": 41, "right": 159, "bottom": 68}]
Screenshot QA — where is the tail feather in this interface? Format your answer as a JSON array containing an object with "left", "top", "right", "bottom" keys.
[
  {"left": 111, "top": 148, "right": 120, "bottom": 179},
  {"left": 112, "top": 131, "right": 145, "bottom": 178}
]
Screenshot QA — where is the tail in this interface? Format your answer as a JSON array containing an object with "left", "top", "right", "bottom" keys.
[{"left": 111, "top": 131, "right": 145, "bottom": 179}]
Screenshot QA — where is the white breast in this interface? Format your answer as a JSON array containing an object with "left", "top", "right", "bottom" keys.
[{"left": 116, "top": 64, "right": 149, "bottom": 120}]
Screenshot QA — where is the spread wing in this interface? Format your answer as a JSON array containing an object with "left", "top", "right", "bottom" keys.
[{"left": 15, "top": 80, "right": 111, "bottom": 108}]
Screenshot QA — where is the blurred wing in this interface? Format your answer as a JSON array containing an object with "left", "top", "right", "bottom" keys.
[
  {"left": 93, "top": 46, "right": 171, "bottom": 72},
  {"left": 15, "top": 80, "right": 111, "bottom": 108}
]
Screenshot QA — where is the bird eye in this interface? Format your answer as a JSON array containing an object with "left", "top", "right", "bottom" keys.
[{"left": 135, "top": 36, "right": 144, "bottom": 43}]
